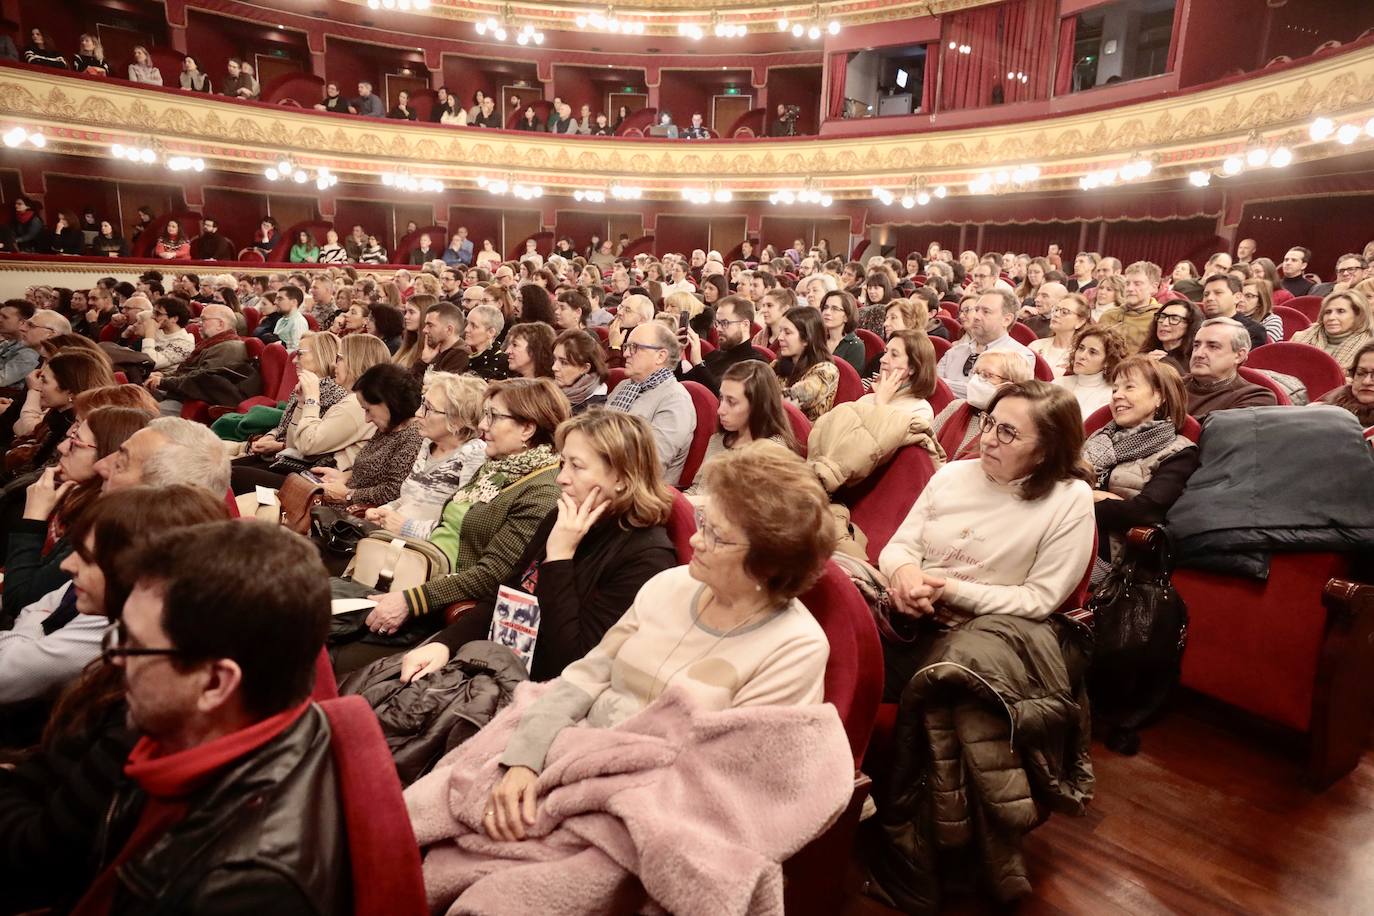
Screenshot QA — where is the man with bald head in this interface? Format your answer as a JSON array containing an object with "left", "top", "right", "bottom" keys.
[
  {"left": 146, "top": 303, "right": 248, "bottom": 415},
  {"left": 607, "top": 320, "right": 695, "bottom": 485},
  {"left": 1236, "top": 238, "right": 1257, "bottom": 263},
  {"left": 1020, "top": 280, "right": 1067, "bottom": 338}
]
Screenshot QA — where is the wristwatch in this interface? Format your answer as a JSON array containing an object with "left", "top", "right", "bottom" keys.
[{"left": 302, "top": 397, "right": 319, "bottom": 408}]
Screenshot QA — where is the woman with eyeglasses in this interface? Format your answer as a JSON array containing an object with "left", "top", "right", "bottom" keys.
[
  {"left": 396, "top": 409, "right": 678, "bottom": 692},
  {"left": 0, "top": 486, "right": 228, "bottom": 910},
  {"left": 1292, "top": 290, "right": 1374, "bottom": 366},
  {"left": 932, "top": 350, "right": 1033, "bottom": 460},
  {"left": 1141, "top": 300, "right": 1204, "bottom": 376},
  {"left": 364, "top": 373, "right": 488, "bottom": 536},
  {"left": 772, "top": 305, "right": 839, "bottom": 421},
  {"left": 468, "top": 440, "right": 834, "bottom": 846},
  {"left": 1239, "top": 278, "right": 1283, "bottom": 344},
  {"left": 1319, "top": 342, "right": 1374, "bottom": 426},
  {"left": 340, "top": 379, "right": 567, "bottom": 670},
  {"left": 1028, "top": 293, "right": 1092, "bottom": 378},
  {"left": 879, "top": 380, "right": 1095, "bottom": 695},
  {"left": 3, "top": 350, "right": 115, "bottom": 486},
  {"left": 818, "top": 291, "right": 866, "bottom": 377}
]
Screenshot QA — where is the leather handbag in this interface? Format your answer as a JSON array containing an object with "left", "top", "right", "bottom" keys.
[
  {"left": 277, "top": 472, "right": 324, "bottom": 535},
  {"left": 346, "top": 531, "right": 452, "bottom": 593}
]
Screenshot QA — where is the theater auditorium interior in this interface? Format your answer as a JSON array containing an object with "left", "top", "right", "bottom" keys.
[{"left": 0, "top": 0, "right": 1372, "bottom": 913}]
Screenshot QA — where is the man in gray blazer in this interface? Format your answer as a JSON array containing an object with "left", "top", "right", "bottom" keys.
[{"left": 608, "top": 322, "right": 696, "bottom": 485}]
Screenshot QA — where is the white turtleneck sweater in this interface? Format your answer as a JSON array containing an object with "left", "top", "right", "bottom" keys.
[
  {"left": 1054, "top": 372, "right": 1111, "bottom": 421},
  {"left": 878, "top": 459, "right": 1094, "bottom": 619}
]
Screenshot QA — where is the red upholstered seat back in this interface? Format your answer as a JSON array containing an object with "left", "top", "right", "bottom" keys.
[
  {"left": 1084, "top": 405, "right": 1201, "bottom": 442},
  {"left": 241, "top": 336, "right": 265, "bottom": 360},
  {"left": 1272, "top": 305, "right": 1310, "bottom": 340},
  {"left": 318, "top": 697, "right": 428, "bottom": 916},
  {"left": 607, "top": 367, "right": 628, "bottom": 390},
  {"left": 937, "top": 401, "right": 976, "bottom": 459},
  {"left": 1010, "top": 321, "right": 1038, "bottom": 346},
  {"left": 257, "top": 343, "right": 293, "bottom": 401},
  {"left": 241, "top": 305, "right": 261, "bottom": 335},
  {"left": 833, "top": 358, "right": 863, "bottom": 405},
  {"left": 677, "top": 381, "right": 719, "bottom": 489},
  {"left": 938, "top": 315, "right": 962, "bottom": 339},
  {"left": 1032, "top": 353, "right": 1055, "bottom": 382},
  {"left": 782, "top": 400, "right": 812, "bottom": 457},
  {"left": 312, "top": 648, "right": 338, "bottom": 700},
  {"left": 1246, "top": 341, "right": 1347, "bottom": 400},
  {"left": 754, "top": 345, "right": 776, "bottom": 362},
  {"left": 838, "top": 444, "right": 940, "bottom": 565},
  {"left": 1287, "top": 295, "right": 1324, "bottom": 322},
  {"left": 666, "top": 490, "right": 696, "bottom": 562},
  {"left": 798, "top": 562, "right": 884, "bottom": 767},
  {"left": 928, "top": 377, "right": 954, "bottom": 415},
  {"left": 855, "top": 328, "right": 885, "bottom": 364},
  {"left": 929, "top": 336, "right": 951, "bottom": 358},
  {"left": 1238, "top": 366, "right": 1293, "bottom": 405}
]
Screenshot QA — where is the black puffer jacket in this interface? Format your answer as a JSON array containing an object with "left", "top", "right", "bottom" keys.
[
  {"left": 866, "top": 614, "right": 1094, "bottom": 914},
  {"left": 339, "top": 639, "right": 527, "bottom": 785},
  {"left": 96, "top": 705, "right": 350, "bottom": 916}
]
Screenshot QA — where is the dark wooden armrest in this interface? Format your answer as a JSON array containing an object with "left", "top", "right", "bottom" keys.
[
  {"left": 443, "top": 599, "right": 478, "bottom": 625},
  {"left": 1308, "top": 577, "right": 1374, "bottom": 788},
  {"left": 1126, "top": 524, "right": 1164, "bottom": 551}
]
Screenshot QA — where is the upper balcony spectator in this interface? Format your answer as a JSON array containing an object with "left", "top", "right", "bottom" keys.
[
  {"left": 472, "top": 96, "right": 500, "bottom": 128},
  {"left": 23, "top": 28, "right": 66, "bottom": 69},
  {"left": 71, "top": 34, "right": 108, "bottom": 77},
  {"left": 682, "top": 113, "right": 710, "bottom": 140},
  {"left": 387, "top": 90, "right": 417, "bottom": 121},
  {"left": 315, "top": 81, "right": 348, "bottom": 113},
  {"left": 190, "top": 217, "right": 236, "bottom": 261},
  {"left": 221, "top": 58, "right": 259, "bottom": 101},
  {"left": 127, "top": 45, "right": 162, "bottom": 85},
  {"left": 431, "top": 86, "right": 463, "bottom": 124},
  {"left": 154, "top": 220, "right": 191, "bottom": 260},
  {"left": 180, "top": 55, "right": 212, "bottom": 93},
  {"left": 349, "top": 81, "right": 384, "bottom": 117},
  {"left": 515, "top": 106, "right": 545, "bottom": 132}
]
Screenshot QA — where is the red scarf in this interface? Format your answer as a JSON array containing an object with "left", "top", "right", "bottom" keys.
[
  {"left": 71, "top": 701, "right": 310, "bottom": 916},
  {"left": 15, "top": 210, "right": 34, "bottom": 225},
  {"left": 192, "top": 328, "right": 238, "bottom": 356}
]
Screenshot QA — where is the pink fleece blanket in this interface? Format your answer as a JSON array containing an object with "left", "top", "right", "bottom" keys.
[{"left": 405, "top": 682, "right": 854, "bottom": 916}]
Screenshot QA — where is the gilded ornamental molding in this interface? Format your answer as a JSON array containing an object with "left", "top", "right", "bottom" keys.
[{"left": 2, "top": 46, "right": 1373, "bottom": 198}]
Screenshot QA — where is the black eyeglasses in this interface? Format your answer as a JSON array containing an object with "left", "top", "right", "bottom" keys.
[
  {"left": 1157, "top": 313, "right": 1189, "bottom": 326},
  {"left": 101, "top": 622, "right": 187, "bottom": 662},
  {"left": 979, "top": 413, "right": 1030, "bottom": 445}
]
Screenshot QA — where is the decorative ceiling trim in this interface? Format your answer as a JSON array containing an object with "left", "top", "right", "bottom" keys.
[{"left": 1, "top": 47, "right": 1371, "bottom": 198}]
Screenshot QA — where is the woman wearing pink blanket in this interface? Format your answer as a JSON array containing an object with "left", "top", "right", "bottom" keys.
[{"left": 481, "top": 439, "right": 838, "bottom": 843}]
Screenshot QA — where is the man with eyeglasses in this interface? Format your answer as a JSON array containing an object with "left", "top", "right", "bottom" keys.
[
  {"left": 1311, "top": 253, "right": 1368, "bottom": 298},
  {"left": 146, "top": 305, "right": 248, "bottom": 416},
  {"left": 1200, "top": 274, "right": 1266, "bottom": 350},
  {"left": 678, "top": 295, "right": 769, "bottom": 395},
  {"left": 935, "top": 289, "right": 1035, "bottom": 397},
  {"left": 608, "top": 321, "right": 695, "bottom": 485},
  {"left": 0, "top": 299, "right": 41, "bottom": 387},
  {"left": 20, "top": 307, "right": 71, "bottom": 348},
  {"left": 459, "top": 283, "right": 486, "bottom": 313},
  {"left": 66, "top": 520, "right": 350, "bottom": 915}
]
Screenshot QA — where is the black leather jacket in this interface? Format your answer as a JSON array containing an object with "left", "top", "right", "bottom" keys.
[{"left": 96, "top": 705, "right": 351, "bottom": 915}]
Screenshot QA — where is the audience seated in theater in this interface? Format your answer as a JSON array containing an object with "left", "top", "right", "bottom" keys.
[
  {"left": 1183, "top": 317, "right": 1278, "bottom": 418},
  {"left": 1082, "top": 356, "right": 1200, "bottom": 581},
  {"left": 91, "top": 219, "right": 128, "bottom": 258},
  {"left": 430, "top": 86, "right": 459, "bottom": 123},
  {"left": 268, "top": 285, "right": 309, "bottom": 350},
  {"left": 553, "top": 289, "right": 590, "bottom": 331},
  {"left": 0, "top": 486, "right": 236, "bottom": 914},
  {"left": 442, "top": 230, "right": 473, "bottom": 268},
  {"left": 1320, "top": 342, "right": 1374, "bottom": 426},
  {"left": 408, "top": 233, "right": 438, "bottom": 266},
  {"left": 124, "top": 44, "right": 161, "bottom": 84},
  {"left": 1292, "top": 289, "right": 1373, "bottom": 366},
  {"left": 379, "top": 88, "right": 415, "bottom": 119},
  {"left": 1310, "top": 253, "right": 1369, "bottom": 298},
  {"left": 504, "top": 321, "right": 555, "bottom": 381},
  {"left": 363, "top": 372, "right": 487, "bottom": 536},
  {"left": 0, "top": 299, "right": 41, "bottom": 387},
  {"left": 313, "top": 80, "right": 346, "bottom": 112},
  {"left": 679, "top": 294, "right": 769, "bottom": 395},
  {"left": 229, "top": 333, "right": 387, "bottom": 491},
  {"left": 307, "top": 363, "right": 423, "bottom": 508},
  {"left": 552, "top": 329, "right": 608, "bottom": 413},
  {"left": 454, "top": 439, "right": 832, "bottom": 861},
  {"left": 145, "top": 304, "right": 248, "bottom": 415},
  {"left": 475, "top": 239, "right": 502, "bottom": 270},
  {"left": 367, "top": 303, "right": 404, "bottom": 354},
  {"left": 772, "top": 305, "right": 839, "bottom": 422},
  {"left": 46, "top": 210, "right": 83, "bottom": 255},
  {"left": 516, "top": 105, "right": 544, "bottom": 131},
  {"left": 288, "top": 230, "right": 319, "bottom": 264},
  {"left": 933, "top": 350, "right": 1034, "bottom": 460},
  {"left": 858, "top": 329, "right": 938, "bottom": 422},
  {"left": 472, "top": 95, "right": 500, "bottom": 128},
  {"left": 12, "top": 196, "right": 46, "bottom": 253},
  {"left": 1096, "top": 261, "right": 1163, "bottom": 353},
  {"left": 408, "top": 299, "right": 468, "bottom": 380},
  {"left": 610, "top": 321, "right": 696, "bottom": 484},
  {"left": 819, "top": 290, "right": 866, "bottom": 376},
  {"left": 22, "top": 28, "right": 65, "bottom": 68},
  {"left": 1201, "top": 273, "right": 1266, "bottom": 350},
  {"left": 1278, "top": 246, "right": 1315, "bottom": 297},
  {"left": 936, "top": 289, "right": 1035, "bottom": 397},
  {"left": 152, "top": 219, "right": 190, "bottom": 260},
  {"left": 189, "top": 216, "right": 235, "bottom": 261},
  {"left": 179, "top": 55, "right": 211, "bottom": 92},
  {"left": 358, "top": 233, "right": 387, "bottom": 264},
  {"left": 350, "top": 80, "right": 384, "bottom": 117},
  {"left": 316, "top": 228, "right": 347, "bottom": 264},
  {"left": 879, "top": 379, "right": 1094, "bottom": 693},
  {"left": 1028, "top": 292, "right": 1091, "bottom": 378},
  {"left": 72, "top": 285, "right": 115, "bottom": 341},
  {"left": 1054, "top": 324, "right": 1125, "bottom": 419},
  {"left": 400, "top": 408, "right": 680, "bottom": 691},
  {"left": 3, "top": 350, "right": 115, "bottom": 485},
  {"left": 1141, "top": 298, "right": 1203, "bottom": 377},
  {"left": 138, "top": 296, "right": 195, "bottom": 371},
  {"left": 220, "top": 58, "right": 257, "bottom": 100},
  {"left": 685, "top": 359, "right": 800, "bottom": 499},
  {"left": 462, "top": 304, "right": 511, "bottom": 381},
  {"left": 337, "top": 377, "right": 566, "bottom": 670}
]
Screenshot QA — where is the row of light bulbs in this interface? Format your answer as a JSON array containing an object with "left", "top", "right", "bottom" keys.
[
  {"left": 969, "top": 164, "right": 1040, "bottom": 194},
  {"left": 1309, "top": 115, "right": 1374, "bottom": 146},
  {"left": 871, "top": 185, "right": 948, "bottom": 208},
  {"left": 769, "top": 187, "right": 833, "bottom": 207},
  {"left": 264, "top": 159, "right": 339, "bottom": 191},
  {"left": 576, "top": 12, "right": 646, "bottom": 34},
  {"left": 1188, "top": 143, "right": 1294, "bottom": 187},
  {"left": 1079, "top": 157, "right": 1153, "bottom": 190},
  {"left": 382, "top": 172, "right": 445, "bottom": 193},
  {"left": 573, "top": 184, "right": 644, "bottom": 202},
  {"left": 110, "top": 142, "right": 203, "bottom": 172},
  {"left": 477, "top": 176, "right": 545, "bottom": 199},
  {"left": 365, "top": 0, "right": 431, "bottom": 9},
  {"left": 2, "top": 127, "right": 46, "bottom": 149},
  {"left": 776, "top": 19, "right": 841, "bottom": 40},
  {"left": 682, "top": 186, "right": 734, "bottom": 204},
  {"left": 475, "top": 20, "right": 546, "bottom": 44}
]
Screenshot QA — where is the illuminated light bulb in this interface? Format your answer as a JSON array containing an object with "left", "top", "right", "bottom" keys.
[
  {"left": 1309, "top": 117, "right": 1336, "bottom": 142},
  {"left": 1337, "top": 123, "right": 1360, "bottom": 145},
  {"left": 1189, "top": 170, "right": 1211, "bottom": 187},
  {"left": 778, "top": 19, "right": 789, "bottom": 31},
  {"left": 901, "top": 195, "right": 915, "bottom": 209},
  {"left": 780, "top": 190, "right": 796, "bottom": 204},
  {"left": 474, "top": 22, "right": 486, "bottom": 34},
  {"left": 27, "top": 131, "right": 44, "bottom": 149},
  {"left": 140, "top": 148, "right": 156, "bottom": 163},
  {"left": 821, "top": 194, "right": 833, "bottom": 207},
  {"left": 293, "top": 169, "right": 308, "bottom": 183},
  {"left": 807, "top": 25, "right": 820, "bottom": 39},
  {"left": 3, "top": 127, "right": 26, "bottom": 147},
  {"left": 828, "top": 21, "right": 840, "bottom": 35},
  {"left": 1222, "top": 156, "right": 1243, "bottom": 175},
  {"left": 1269, "top": 146, "right": 1293, "bottom": 168},
  {"left": 576, "top": 15, "right": 587, "bottom": 27},
  {"left": 917, "top": 191, "right": 930, "bottom": 206},
  {"left": 1246, "top": 147, "right": 1270, "bottom": 168},
  {"left": 368, "top": 0, "right": 379, "bottom": 8},
  {"left": 398, "top": 0, "right": 410, "bottom": 10},
  {"left": 516, "top": 33, "right": 528, "bottom": 44},
  {"left": 264, "top": 167, "right": 279, "bottom": 181},
  {"left": 534, "top": 32, "right": 544, "bottom": 43},
  {"left": 934, "top": 185, "right": 947, "bottom": 198},
  {"left": 947, "top": 41, "right": 956, "bottom": 50},
  {"left": 792, "top": 23, "right": 804, "bottom": 37},
  {"left": 494, "top": 27, "right": 507, "bottom": 40},
  {"left": 382, "top": 0, "right": 394, "bottom": 7},
  {"left": 111, "top": 143, "right": 125, "bottom": 157},
  {"left": 714, "top": 188, "right": 732, "bottom": 203},
  {"left": 415, "top": 0, "right": 430, "bottom": 8}
]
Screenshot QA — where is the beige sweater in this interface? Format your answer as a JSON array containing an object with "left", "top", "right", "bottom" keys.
[
  {"left": 501, "top": 565, "right": 829, "bottom": 773},
  {"left": 285, "top": 392, "right": 373, "bottom": 471}
]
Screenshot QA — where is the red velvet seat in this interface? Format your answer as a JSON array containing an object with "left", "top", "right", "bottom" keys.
[
  {"left": 1272, "top": 305, "right": 1311, "bottom": 340},
  {"left": 1032, "top": 352, "right": 1055, "bottom": 382},
  {"left": 855, "top": 328, "right": 885, "bottom": 364},
  {"left": 241, "top": 305, "right": 261, "bottom": 335},
  {"left": 112, "top": 371, "right": 128, "bottom": 385},
  {"left": 833, "top": 357, "right": 863, "bottom": 405},
  {"left": 1010, "top": 321, "right": 1038, "bottom": 346},
  {"left": 1287, "top": 294, "right": 1324, "bottom": 322},
  {"left": 182, "top": 335, "right": 270, "bottom": 423},
  {"left": 676, "top": 380, "right": 719, "bottom": 489},
  {"left": 783, "top": 400, "right": 812, "bottom": 456},
  {"left": 607, "top": 366, "right": 628, "bottom": 390},
  {"left": 1246, "top": 341, "right": 1347, "bottom": 400},
  {"left": 317, "top": 696, "right": 428, "bottom": 916},
  {"left": 836, "top": 444, "right": 940, "bottom": 566},
  {"left": 1238, "top": 365, "right": 1294, "bottom": 405},
  {"left": 591, "top": 325, "right": 608, "bottom": 344},
  {"left": 928, "top": 377, "right": 955, "bottom": 415},
  {"left": 666, "top": 490, "right": 696, "bottom": 561},
  {"left": 1084, "top": 404, "right": 1202, "bottom": 442},
  {"left": 936, "top": 401, "right": 978, "bottom": 460},
  {"left": 937, "top": 314, "right": 962, "bottom": 339},
  {"left": 312, "top": 648, "right": 338, "bottom": 700},
  {"left": 929, "top": 336, "right": 951, "bottom": 358},
  {"left": 754, "top": 344, "right": 776, "bottom": 361},
  {"left": 212, "top": 342, "right": 294, "bottom": 419},
  {"left": 237, "top": 247, "right": 266, "bottom": 263},
  {"left": 304, "top": 313, "right": 320, "bottom": 332}
]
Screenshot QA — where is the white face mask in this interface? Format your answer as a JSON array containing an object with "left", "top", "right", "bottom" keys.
[{"left": 965, "top": 373, "right": 998, "bottom": 410}]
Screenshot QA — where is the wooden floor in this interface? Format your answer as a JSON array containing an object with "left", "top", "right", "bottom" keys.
[{"left": 843, "top": 704, "right": 1374, "bottom": 916}]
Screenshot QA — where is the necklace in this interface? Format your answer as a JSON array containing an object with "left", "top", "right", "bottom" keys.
[{"left": 646, "top": 589, "right": 772, "bottom": 703}]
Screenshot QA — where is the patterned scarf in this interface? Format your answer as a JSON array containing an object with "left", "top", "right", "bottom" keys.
[
  {"left": 461, "top": 443, "right": 557, "bottom": 504},
  {"left": 608, "top": 367, "right": 674, "bottom": 413},
  {"left": 1081, "top": 419, "right": 1178, "bottom": 488},
  {"left": 560, "top": 371, "right": 603, "bottom": 408}
]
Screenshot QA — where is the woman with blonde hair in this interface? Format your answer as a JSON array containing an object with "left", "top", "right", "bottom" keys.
[
  {"left": 1240, "top": 277, "right": 1283, "bottom": 343},
  {"left": 1292, "top": 289, "right": 1373, "bottom": 366},
  {"left": 126, "top": 45, "right": 162, "bottom": 84},
  {"left": 401, "top": 408, "right": 679, "bottom": 683},
  {"left": 1029, "top": 292, "right": 1092, "bottom": 378},
  {"left": 1089, "top": 272, "right": 1126, "bottom": 321},
  {"left": 71, "top": 34, "right": 108, "bottom": 76}
]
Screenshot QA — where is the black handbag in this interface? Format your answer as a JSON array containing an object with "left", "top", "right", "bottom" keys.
[{"left": 1085, "top": 527, "right": 1189, "bottom": 753}]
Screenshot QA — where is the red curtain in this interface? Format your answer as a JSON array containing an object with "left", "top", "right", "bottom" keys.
[
  {"left": 981, "top": 222, "right": 1079, "bottom": 255},
  {"left": 1054, "top": 17, "right": 1077, "bottom": 95},
  {"left": 941, "top": 0, "right": 1055, "bottom": 110},
  {"left": 940, "top": 6, "right": 1000, "bottom": 110},
  {"left": 999, "top": 0, "right": 1055, "bottom": 104},
  {"left": 827, "top": 52, "right": 849, "bottom": 118},
  {"left": 1101, "top": 218, "right": 1220, "bottom": 270}
]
